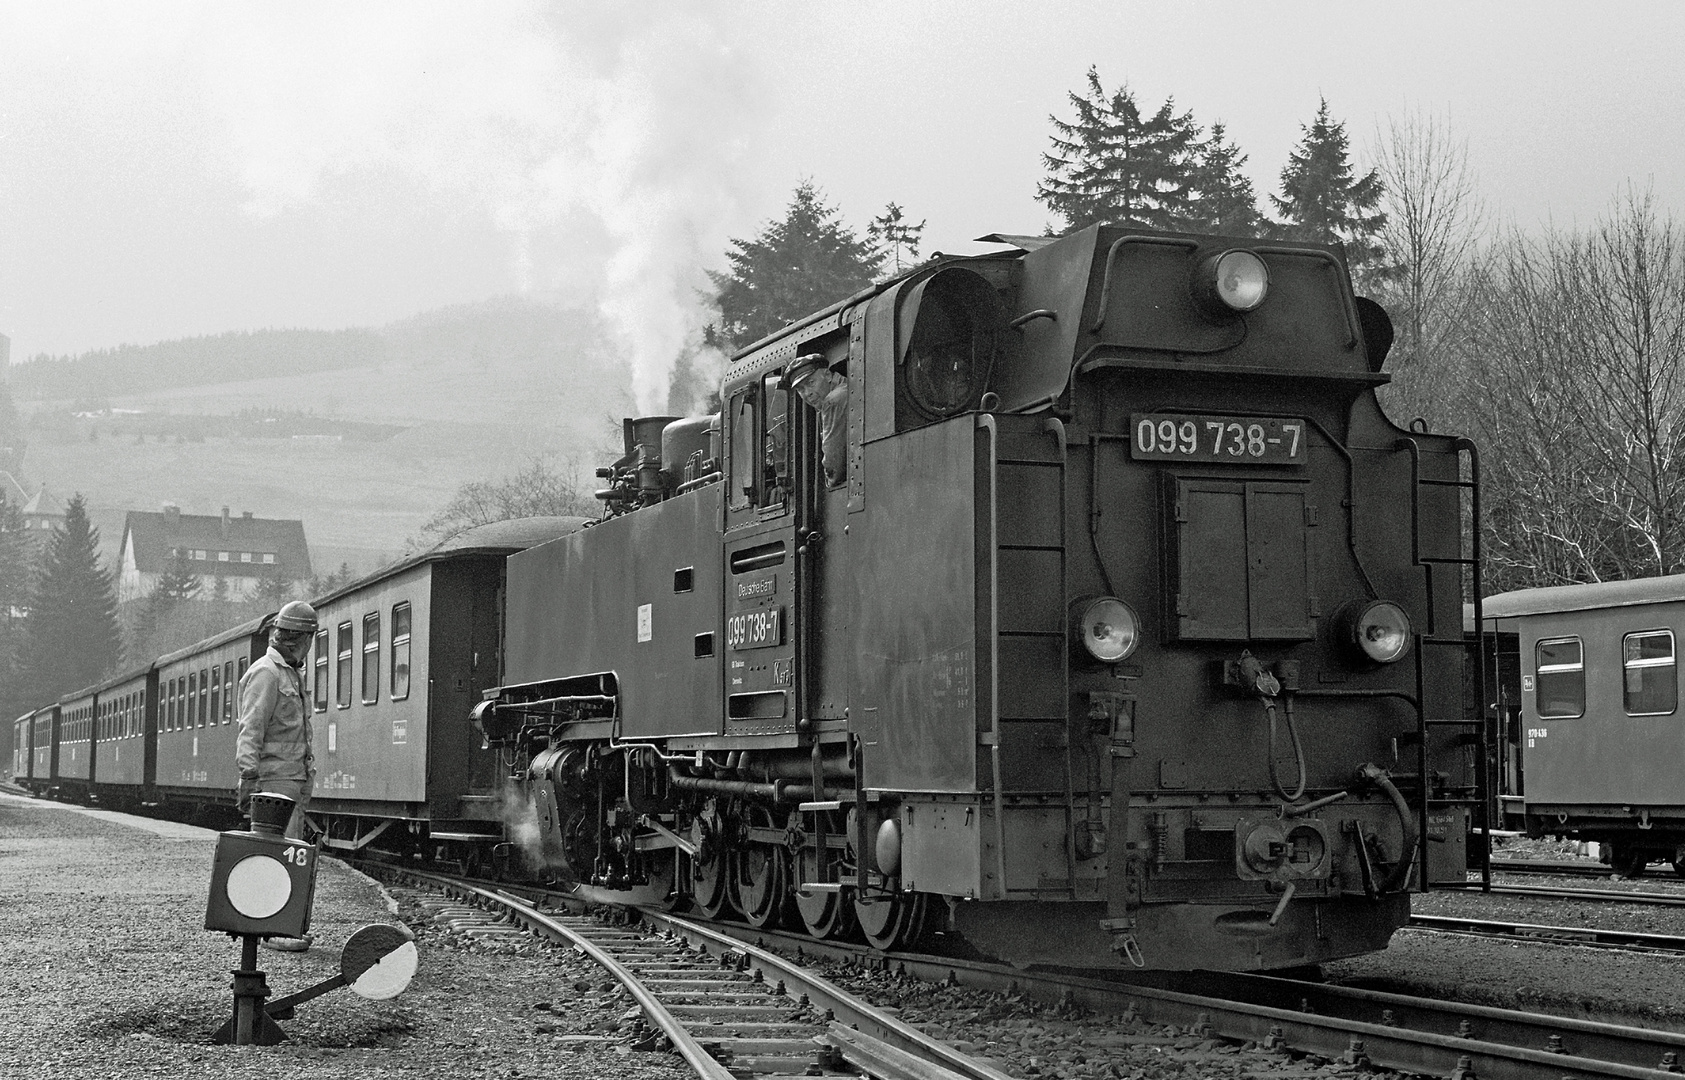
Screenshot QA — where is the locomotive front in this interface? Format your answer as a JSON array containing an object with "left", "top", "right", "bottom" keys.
[{"left": 478, "top": 223, "right": 1482, "bottom": 972}]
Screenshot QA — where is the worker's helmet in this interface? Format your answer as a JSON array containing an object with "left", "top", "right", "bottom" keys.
[{"left": 274, "top": 600, "right": 319, "bottom": 634}]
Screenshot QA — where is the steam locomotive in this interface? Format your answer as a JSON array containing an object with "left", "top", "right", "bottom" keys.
[{"left": 472, "top": 223, "right": 1486, "bottom": 971}]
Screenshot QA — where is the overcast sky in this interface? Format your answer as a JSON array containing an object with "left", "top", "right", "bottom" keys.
[{"left": 1, "top": 1, "right": 1679, "bottom": 410}]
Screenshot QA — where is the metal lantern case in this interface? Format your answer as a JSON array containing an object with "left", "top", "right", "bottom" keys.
[{"left": 205, "top": 796, "right": 317, "bottom": 939}]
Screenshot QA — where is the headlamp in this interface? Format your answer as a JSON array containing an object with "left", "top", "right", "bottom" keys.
[
  {"left": 1339, "top": 599, "right": 1412, "bottom": 664},
  {"left": 1073, "top": 596, "right": 1141, "bottom": 664},
  {"left": 1193, "top": 249, "right": 1269, "bottom": 314}
]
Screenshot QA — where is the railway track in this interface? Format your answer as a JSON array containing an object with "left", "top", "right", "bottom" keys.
[
  {"left": 1447, "top": 881, "right": 1685, "bottom": 907},
  {"left": 373, "top": 862, "right": 1685, "bottom": 1080},
  {"left": 388, "top": 867, "right": 1013, "bottom": 1080},
  {"left": 1407, "top": 914, "right": 1685, "bottom": 956}
]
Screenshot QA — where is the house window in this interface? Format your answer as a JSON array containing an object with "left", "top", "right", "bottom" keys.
[
  {"left": 1623, "top": 630, "right": 1677, "bottom": 716},
  {"left": 262, "top": 553, "right": 275, "bottom": 564},
  {"left": 194, "top": 549, "right": 206, "bottom": 560},
  {"left": 224, "top": 660, "right": 235, "bottom": 722},
  {"left": 391, "top": 602, "right": 412, "bottom": 701},
  {"left": 218, "top": 551, "right": 230, "bottom": 562},
  {"left": 336, "top": 622, "right": 353, "bottom": 708},
  {"left": 313, "top": 630, "right": 328, "bottom": 711},
  {"left": 1535, "top": 637, "right": 1585, "bottom": 719},
  {"left": 241, "top": 552, "right": 253, "bottom": 563},
  {"left": 362, "top": 612, "right": 380, "bottom": 704}
]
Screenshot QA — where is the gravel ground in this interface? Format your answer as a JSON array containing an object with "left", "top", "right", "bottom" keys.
[
  {"left": 1323, "top": 837, "right": 1685, "bottom": 1031},
  {"left": 0, "top": 792, "right": 687, "bottom": 1080}
]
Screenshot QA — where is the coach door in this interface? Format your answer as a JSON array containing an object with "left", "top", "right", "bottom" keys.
[{"left": 723, "top": 369, "right": 801, "bottom": 736}]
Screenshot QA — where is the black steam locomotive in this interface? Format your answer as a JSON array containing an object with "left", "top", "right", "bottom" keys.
[{"left": 474, "top": 223, "right": 1485, "bottom": 971}]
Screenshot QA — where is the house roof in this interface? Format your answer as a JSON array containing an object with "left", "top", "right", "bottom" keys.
[
  {"left": 20, "top": 485, "right": 61, "bottom": 517},
  {"left": 123, "top": 508, "right": 312, "bottom": 579},
  {"left": 1483, "top": 574, "right": 1685, "bottom": 620}
]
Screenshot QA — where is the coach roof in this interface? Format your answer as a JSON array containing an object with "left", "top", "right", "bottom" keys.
[{"left": 1484, "top": 574, "right": 1685, "bottom": 619}]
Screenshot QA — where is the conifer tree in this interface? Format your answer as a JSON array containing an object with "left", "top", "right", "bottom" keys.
[
  {"left": 1181, "top": 122, "right": 1266, "bottom": 236},
  {"left": 15, "top": 493, "right": 121, "bottom": 705},
  {"left": 1272, "top": 98, "right": 1387, "bottom": 275},
  {"left": 1038, "top": 67, "right": 1198, "bottom": 234},
  {"left": 708, "top": 182, "right": 884, "bottom": 351},
  {"left": 867, "top": 203, "right": 927, "bottom": 277},
  {"left": 0, "top": 491, "right": 32, "bottom": 723}
]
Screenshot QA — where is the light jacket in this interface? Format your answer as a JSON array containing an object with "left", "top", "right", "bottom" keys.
[{"left": 235, "top": 646, "right": 313, "bottom": 782}]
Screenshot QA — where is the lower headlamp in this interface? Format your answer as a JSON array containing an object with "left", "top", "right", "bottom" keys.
[
  {"left": 1073, "top": 596, "right": 1141, "bottom": 664},
  {"left": 1339, "top": 599, "right": 1412, "bottom": 664}
]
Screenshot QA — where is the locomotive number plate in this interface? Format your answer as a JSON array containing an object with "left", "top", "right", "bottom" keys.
[
  {"left": 1130, "top": 413, "right": 1307, "bottom": 464},
  {"left": 727, "top": 607, "right": 784, "bottom": 650}
]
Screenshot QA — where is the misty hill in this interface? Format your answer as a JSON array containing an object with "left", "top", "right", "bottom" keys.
[
  {"left": 11, "top": 328, "right": 386, "bottom": 401},
  {"left": 8, "top": 295, "right": 640, "bottom": 416},
  {"left": 13, "top": 295, "right": 647, "bottom": 577}
]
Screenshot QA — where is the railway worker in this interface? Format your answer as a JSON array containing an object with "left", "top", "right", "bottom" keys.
[
  {"left": 784, "top": 353, "right": 848, "bottom": 487},
  {"left": 235, "top": 599, "right": 319, "bottom": 950}
]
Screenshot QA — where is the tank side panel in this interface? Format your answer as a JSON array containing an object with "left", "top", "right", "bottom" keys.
[
  {"left": 853, "top": 418, "right": 979, "bottom": 792},
  {"left": 505, "top": 485, "right": 722, "bottom": 738}
]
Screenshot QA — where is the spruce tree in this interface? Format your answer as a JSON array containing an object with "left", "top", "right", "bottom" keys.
[
  {"left": 15, "top": 493, "right": 121, "bottom": 703},
  {"left": 1038, "top": 67, "right": 1198, "bottom": 234},
  {"left": 867, "top": 202, "right": 927, "bottom": 278},
  {"left": 1181, "top": 123, "right": 1266, "bottom": 236},
  {"left": 0, "top": 491, "right": 31, "bottom": 723},
  {"left": 1272, "top": 98, "right": 1387, "bottom": 274},
  {"left": 708, "top": 182, "right": 884, "bottom": 351}
]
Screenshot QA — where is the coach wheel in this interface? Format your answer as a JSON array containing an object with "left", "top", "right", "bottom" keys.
[
  {"left": 1614, "top": 845, "right": 1648, "bottom": 878},
  {"left": 853, "top": 890, "right": 927, "bottom": 951}
]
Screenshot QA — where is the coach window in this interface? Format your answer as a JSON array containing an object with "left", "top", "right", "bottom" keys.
[
  {"left": 1623, "top": 630, "right": 1677, "bottom": 716},
  {"left": 313, "top": 629, "right": 329, "bottom": 712},
  {"left": 362, "top": 612, "right": 380, "bottom": 705},
  {"left": 223, "top": 661, "right": 235, "bottom": 722},
  {"left": 391, "top": 602, "right": 412, "bottom": 701},
  {"left": 336, "top": 621, "right": 353, "bottom": 708},
  {"left": 199, "top": 667, "right": 210, "bottom": 726},
  {"left": 209, "top": 667, "right": 221, "bottom": 725},
  {"left": 1535, "top": 637, "right": 1585, "bottom": 719}
]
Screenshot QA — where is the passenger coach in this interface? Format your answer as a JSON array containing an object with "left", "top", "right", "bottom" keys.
[
  {"left": 304, "top": 517, "right": 584, "bottom": 872},
  {"left": 1488, "top": 575, "right": 1685, "bottom": 876}
]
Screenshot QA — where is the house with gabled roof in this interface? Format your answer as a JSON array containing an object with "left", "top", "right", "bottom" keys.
[{"left": 118, "top": 504, "right": 312, "bottom": 603}]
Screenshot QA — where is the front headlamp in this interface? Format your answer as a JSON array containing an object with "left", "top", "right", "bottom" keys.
[
  {"left": 1193, "top": 249, "right": 1269, "bottom": 315},
  {"left": 1338, "top": 599, "right": 1412, "bottom": 664},
  {"left": 1073, "top": 596, "right": 1141, "bottom": 664}
]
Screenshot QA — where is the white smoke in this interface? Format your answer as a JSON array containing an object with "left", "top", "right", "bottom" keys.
[{"left": 7, "top": 1, "right": 761, "bottom": 413}]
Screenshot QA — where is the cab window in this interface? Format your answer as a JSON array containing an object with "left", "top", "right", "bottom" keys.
[
  {"left": 1535, "top": 637, "right": 1584, "bottom": 719},
  {"left": 1623, "top": 629, "right": 1677, "bottom": 716}
]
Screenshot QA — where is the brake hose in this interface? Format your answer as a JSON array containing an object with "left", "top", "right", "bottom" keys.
[
  {"left": 1265, "top": 695, "right": 1306, "bottom": 802},
  {"left": 1359, "top": 762, "right": 1419, "bottom": 893}
]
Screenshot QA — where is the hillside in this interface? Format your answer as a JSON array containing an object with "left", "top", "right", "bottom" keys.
[{"left": 9, "top": 297, "right": 651, "bottom": 576}]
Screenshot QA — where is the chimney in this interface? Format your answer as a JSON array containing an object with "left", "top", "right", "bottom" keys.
[
  {"left": 163, "top": 503, "right": 180, "bottom": 527},
  {"left": 221, "top": 506, "right": 231, "bottom": 538},
  {"left": 242, "top": 510, "right": 253, "bottom": 520}
]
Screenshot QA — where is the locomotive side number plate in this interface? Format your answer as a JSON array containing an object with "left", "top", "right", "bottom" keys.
[
  {"left": 1130, "top": 413, "right": 1307, "bottom": 464},
  {"left": 727, "top": 607, "right": 784, "bottom": 650}
]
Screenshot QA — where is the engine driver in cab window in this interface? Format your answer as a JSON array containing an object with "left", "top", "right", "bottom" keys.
[{"left": 784, "top": 353, "right": 847, "bottom": 487}]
